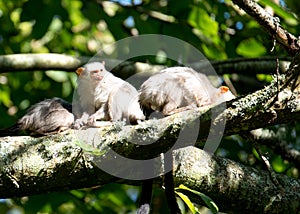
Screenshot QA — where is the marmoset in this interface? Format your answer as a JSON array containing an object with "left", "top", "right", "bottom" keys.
[
  {"left": 0, "top": 98, "right": 74, "bottom": 137},
  {"left": 74, "top": 62, "right": 145, "bottom": 128},
  {"left": 137, "top": 66, "right": 236, "bottom": 214},
  {"left": 139, "top": 66, "right": 235, "bottom": 115}
]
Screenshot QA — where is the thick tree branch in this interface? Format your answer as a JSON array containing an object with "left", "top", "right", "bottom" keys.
[
  {"left": 0, "top": 135, "right": 299, "bottom": 213},
  {"left": 173, "top": 147, "right": 300, "bottom": 213},
  {"left": 232, "top": 0, "right": 300, "bottom": 55},
  {"left": 0, "top": 82, "right": 299, "bottom": 171},
  {"left": 0, "top": 54, "right": 291, "bottom": 78}
]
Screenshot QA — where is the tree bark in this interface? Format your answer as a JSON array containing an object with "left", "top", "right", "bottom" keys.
[
  {"left": 0, "top": 133, "right": 299, "bottom": 213},
  {"left": 173, "top": 147, "right": 300, "bottom": 214}
]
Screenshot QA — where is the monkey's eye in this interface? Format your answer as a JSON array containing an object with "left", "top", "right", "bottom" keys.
[{"left": 91, "top": 70, "right": 99, "bottom": 74}]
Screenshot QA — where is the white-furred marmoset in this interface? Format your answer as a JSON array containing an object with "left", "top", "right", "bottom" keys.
[
  {"left": 137, "top": 66, "right": 236, "bottom": 214},
  {"left": 139, "top": 66, "right": 235, "bottom": 115},
  {"left": 0, "top": 98, "right": 74, "bottom": 136},
  {"left": 73, "top": 62, "right": 145, "bottom": 128}
]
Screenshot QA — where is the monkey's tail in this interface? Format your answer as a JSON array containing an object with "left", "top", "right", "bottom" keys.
[
  {"left": 137, "top": 179, "right": 153, "bottom": 214},
  {"left": 0, "top": 124, "right": 21, "bottom": 137},
  {"left": 164, "top": 152, "right": 181, "bottom": 214}
]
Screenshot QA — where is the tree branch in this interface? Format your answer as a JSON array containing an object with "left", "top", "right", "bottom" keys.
[
  {"left": 0, "top": 134, "right": 299, "bottom": 213},
  {"left": 0, "top": 54, "right": 291, "bottom": 78},
  {"left": 0, "top": 54, "right": 87, "bottom": 71},
  {"left": 232, "top": 0, "right": 300, "bottom": 55},
  {"left": 173, "top": 147, "right": 300, "bottom": 213},
  {"left": 250, "top": 128, "right": 300, "bottom": 169}
]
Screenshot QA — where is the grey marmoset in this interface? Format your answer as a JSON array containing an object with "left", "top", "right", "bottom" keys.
[
  {"left": 139, "top": 66, "right": 235, "bottom": 115},
  {"left": 73, "top": 62, "right": 145, "bottom": 128},
  {"left": 0, "top": 98, "right": 74, "bottom": 136}
]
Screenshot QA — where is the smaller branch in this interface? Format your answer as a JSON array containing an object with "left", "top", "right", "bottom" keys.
[
  {"left": 240, "top": 131, "right": 286, "bottom": 192},
  {"left": 251, "top": 128, "right": 300, "bottom": 169},
  {"left": 232, "top": 0, "right": 300, "bottom": 55},
  {"left": 212, "top": 56, "right": 290, "bottom": 75},
  {"left": 0, "top": 54, "right": 87, "bottom": 71}
]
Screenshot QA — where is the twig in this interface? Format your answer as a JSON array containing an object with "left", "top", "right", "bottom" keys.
[
  {"left": 232, "top": 0, "right": 300, "bottom": 55},
  {"left": 251, "top": 128, "right": 300, "bottom": 169},
  {"left": 240, "top": 132, "right": 285, "bottom": 192}
]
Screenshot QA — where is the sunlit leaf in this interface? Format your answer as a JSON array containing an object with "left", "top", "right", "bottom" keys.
[
  {"left": 45, "top": 71, "right": 69, "bottom": 82},
  {"left": 256, "top": 74, "right": 273, "bottom": 83},
  {"left": 188, "top": 7, "right": 219, "bottom": 43},
  {"left": 202, "top": 44, "right": 227, "bottom": 60},
  {"left": 0, "top": 90, "right": 11, "bottom": 107},
  {"left": 236, "top": 38, "right": 266, "bottom": 57},
  {"left": 272, "top": 155, "right": 290, "bottom": 173},
  {"left": 175, "top": 191, "right": 198, "bottom": 214},
  {"left": 176, "top": 184, "right": 219, "bottom": 214}
]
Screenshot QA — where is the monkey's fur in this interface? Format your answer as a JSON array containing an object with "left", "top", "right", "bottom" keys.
[
  {"left": 139, "top": 66, "right": 235, "bottom": 115},
  {"left": 74, "top": 62, "right": 145, "bottom": 128},
  {"left": 0, "top": 98, "right": 74, "bottom": 136}
]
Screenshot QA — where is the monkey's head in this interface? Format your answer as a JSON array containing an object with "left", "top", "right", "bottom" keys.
[
  {"left": 212, "top": 86, "right": 236, "bottom": 104},
  {"left": 76, "top": 62, "right": 108, "bottom": 85}
]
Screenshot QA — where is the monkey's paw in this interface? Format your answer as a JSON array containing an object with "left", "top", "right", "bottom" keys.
[
  {"left": 73, "top": 113, "right": 89, "bottom": 129},
  {"left": 87, "top": 115, "right": 112, "bottom": 127},
  {"left": 73, "top": 119, "right": 86, "bottom": 129}
]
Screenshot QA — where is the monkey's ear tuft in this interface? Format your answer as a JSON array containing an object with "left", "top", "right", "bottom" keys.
[
  {"left": 102, "top": 61, "right": 105, "bottom": 65},
  {"left": 76, "top": 67, "right": 85, "bottom": 76},
  {"left": 220, "top": 86, "right": 229, "bottom": 94}
]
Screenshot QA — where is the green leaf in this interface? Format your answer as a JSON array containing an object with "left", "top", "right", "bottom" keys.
[
  {"left": 0, "top": 87, "right": 12, "bottom": 107},
  {"left": 176, "top": 184, "right": 219, "bottom": 214},
  {"left": 188, "top": 7, "right": 219, "bottom": 43},
  {"left": 236, "top": 38, "right": 266, "bottom": 57},
  {"left": 272, "top": 155, "right": 290, "bottom": 173},
  {"left": 202, "top": 44, "right": 227, "bottom": 60},
  {"left": 46, "top": 71, "right": 69, "bottom": 82},
  {"left": 256, "top": 74, "right": 273, "bottom": 83},
  {"left": 175, "top": 191, "right": 198, "bottom": 214},
  {"left": 21, "top": 0, "right": 68, "bottom": 39}
]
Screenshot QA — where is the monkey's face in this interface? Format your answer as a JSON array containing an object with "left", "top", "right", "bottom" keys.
[{"left": 76, "top": 62, "right": 108, "bottom": 85}]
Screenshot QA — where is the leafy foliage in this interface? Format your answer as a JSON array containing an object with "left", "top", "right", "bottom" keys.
[
  {"left": 0, "top": 0, "right": 299, "bottom": 213},
  {"left": 175, "top": 184, "right": 219, "bottom": 214}
]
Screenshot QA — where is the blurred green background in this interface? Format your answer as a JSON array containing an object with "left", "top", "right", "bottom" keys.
[{"left": 0, "top": 0, "right": 299, "bottom": 213}]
